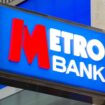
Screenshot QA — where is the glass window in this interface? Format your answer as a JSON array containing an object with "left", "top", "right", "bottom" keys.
[{"left": 0, "top": 89, "right": 91, "bottom": 105}]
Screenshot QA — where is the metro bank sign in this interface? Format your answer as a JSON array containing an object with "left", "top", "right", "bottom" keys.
[
  {"left": 0, "top": 4, "right": 105, "bottom": 94},
  {"left": 9, "top": 18, "right": 105, "bottom": 81}
]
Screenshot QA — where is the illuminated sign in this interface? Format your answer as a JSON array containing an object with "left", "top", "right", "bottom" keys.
[
  {"left": 18, "top": 0, "right": 90, "bottom": 25},
  {"left": 0, "top": 4, "right": 105, "bottom": 95}
]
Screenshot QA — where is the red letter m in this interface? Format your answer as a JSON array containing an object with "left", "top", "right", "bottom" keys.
[{"left": 8, "top": 18, "right": 50, "bottom": 69}]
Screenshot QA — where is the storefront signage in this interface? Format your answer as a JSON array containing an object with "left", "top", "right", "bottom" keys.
[{"left": 0, "top": 4, "right": 105, "bottom": 95}]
